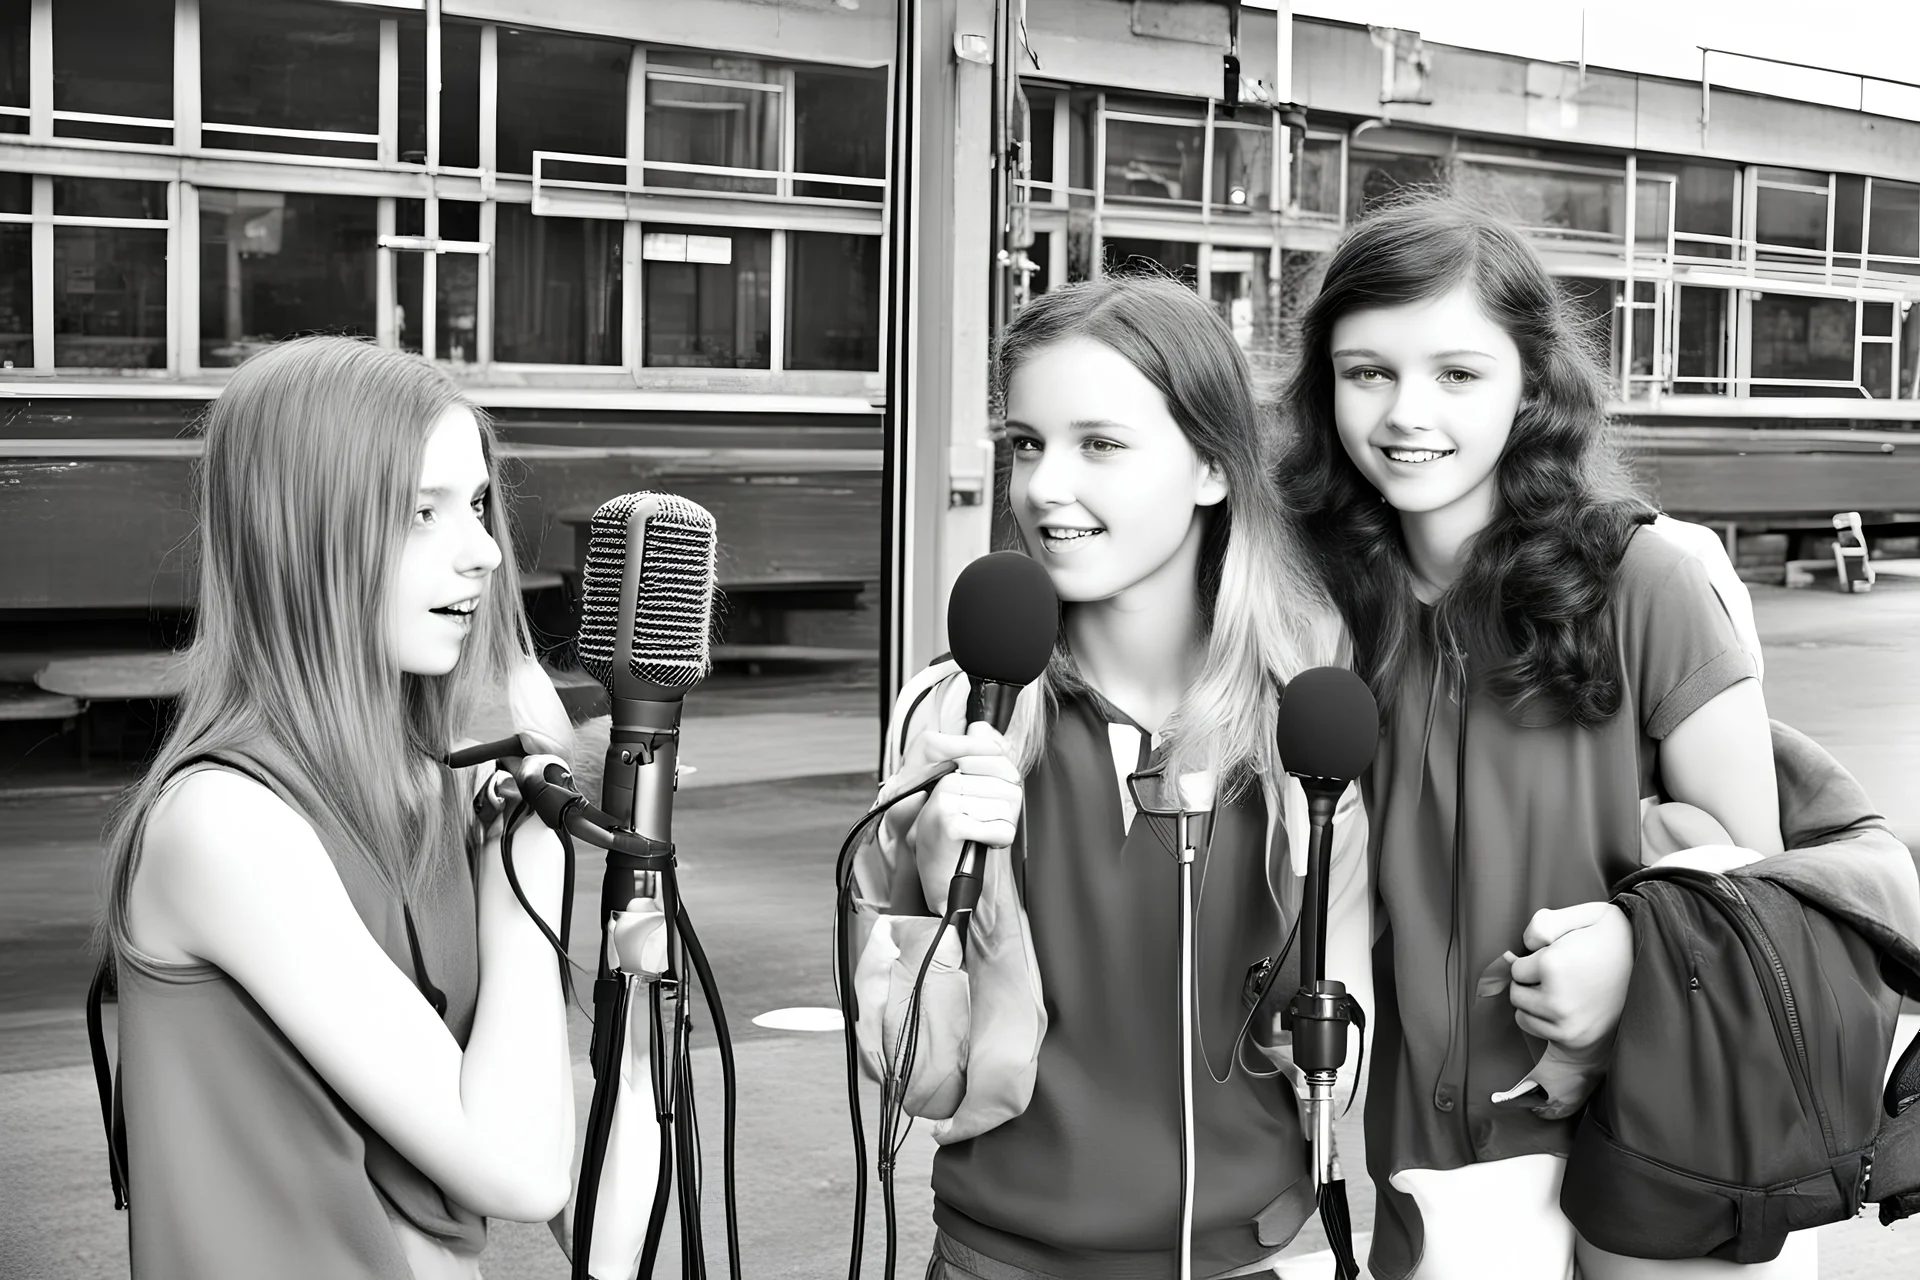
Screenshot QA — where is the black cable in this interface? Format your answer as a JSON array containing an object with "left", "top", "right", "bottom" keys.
[
  {"left": 638, "top": 979, "right": 673, "bottom": 1280},
  {"left": 829, "top": 761, "right": 958, "bottom": 1280},
  {"left": 498, "top": 799, "right": 595, "bottom": 1019},
  {"left": 679, "top": 906, "right": 742, "bottom": 1280}
]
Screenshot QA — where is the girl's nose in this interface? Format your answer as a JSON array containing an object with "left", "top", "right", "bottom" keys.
[
  {"left": 461, "top": 518, "right": 503, "bottom": 576},
  {"left": 1021, "top": 450, "right": 1074, "bottom": 508}
]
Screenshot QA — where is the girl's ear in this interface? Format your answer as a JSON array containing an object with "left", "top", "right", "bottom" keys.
[{"left": 1196, "top": 458, "right": 1229, "bottom": 508}]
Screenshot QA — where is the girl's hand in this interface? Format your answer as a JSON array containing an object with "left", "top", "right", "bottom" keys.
[
  {"left": 1506, "top": 902, "right": 1633, "bottom": 1052},
  {"left": 906, "top": 723, "right": 1024, "bottom": 912}
]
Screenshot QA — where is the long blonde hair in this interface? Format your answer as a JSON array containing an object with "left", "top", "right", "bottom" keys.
[
  {"left": 99, "top": 337, "right": 531, "bottom": 964},
  {"left": 990, "top": 277, "right": 1343, "bottom": 810}
]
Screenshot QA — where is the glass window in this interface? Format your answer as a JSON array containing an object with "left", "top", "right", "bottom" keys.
[
  {"left": 1754, "top": 181, "right": 1827, "bottom": 253},
  {"left": 1347, "top": 152, "right": 1445, "bottom": 220},
  {"left": 1865, "top": 302, "right": 1894, "bottom": 338},
  {"left": 794, "top": 65, "right": 887, "bottom": 202},
  {"left": 55, "top": 227, "right": 167, "bottom": 368},
  {"left": 1212, "top": 125, "right": 1271, "bottom": 212},
  {"left": 438, "top": 254, "right": 480, "bottom": 365},
  {"left": 198, "top": 190, "right": 377, "bottom": 367},
  {"left": 644, "top": 61, "right": 779, "bottom": 195},
  {"left": 1104, "top": 117, "right": 1203, "bottom": 203},
  {"left": 0, "top": 0, "right": 25, "bottom": 130},
  {"left": 1298, "top": 136, "right": 1342, "bottom": 215},
  {"left": 1903, "top": 313, "right": 1920, "bottom": 399},
  {"left": 53, "top": 0, "right": 173, "bottom": 142},
  {"left": 1834, "top": 176, "right": 1866, "bottom": 257},
  {"left": 0, "top": 222, "right": 29, "bottom": 367},
  {"left": 642, "top": 224, "right": 771, "bottom": 369},
  {"left": 1068, "top": 93, "right": 1097, "bottom": 193},
  {"left": 495, "top": 204, "right": 623, "bottom": 365},
  {"left": 1100, "top": 238, "right": 1197, "bottom": 284},
  {"left": 441, "top": 21, "right": 482, "bottom": 169},
  {"left": 397, "top": 15, "right": 427, "bottom": 165},
  {"left": 1027, "top": 97, "right": 1055, "bottom": 187},
  {"left": 201, "top": 0, "right": 380, "bottom": 157},
  {"left": 54, "top": 178, "right": 166, "bottom": 220},
  {"left": 1207, "top": 248, "right": 1272, "bottom": 350},
  {"left": 0, "top": 171, "right": 26, "bottom": 213},
  {"left": 498, "top": 30, "right": 630, "bottom": 177},
  {"left": 1750, "top": 294, "right": 1855, "bottom": 385},
  {"left": 1868, "top": 179, "right": 1920, "bottom": 272},
  {"left": 1674, "top": 286, "right": 1729, "bottom": 392},
  {"left": 786, "top": 232, "right": 879, "bottom": 370},
  {"left": 1674, "top": 163, "right": 1737, "bottom": 258},
  {"left": 1023, "top": 230, "right": 1052, "bottom": 298},
  {"left": 1634, "top": 178, "right": 1672, "bottom": 249},
  {"left": 1863, "top": 342, "right": 1892, "bottom": 398},
  {"left": 1457, "top": 161, "right": 1624, "bottom": 241}
]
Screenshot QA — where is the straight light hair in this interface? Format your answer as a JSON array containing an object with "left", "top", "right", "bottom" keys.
[
  {"left": 990, "top": 276, "right": 1344, "bottom": 810},
  {"left": 99, "top": 337, "right": 532, "bottom": 966}
]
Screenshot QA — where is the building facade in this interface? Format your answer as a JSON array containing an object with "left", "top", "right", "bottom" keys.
[{"left": 3, "top": 0, "right": 1918, "bottom": 700}]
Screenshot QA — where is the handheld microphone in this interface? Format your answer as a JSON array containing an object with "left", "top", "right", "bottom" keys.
[
  {"left": 943, "top": 552, "right": 1058, "bottom": 943},
  {"left": 1275, "top": 666, "right": 1379, "bottom": 1209}
]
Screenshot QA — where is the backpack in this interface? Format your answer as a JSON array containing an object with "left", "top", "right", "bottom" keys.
[{"left": 1560, "top": 858, "right": 1920, "bottom": 1263}]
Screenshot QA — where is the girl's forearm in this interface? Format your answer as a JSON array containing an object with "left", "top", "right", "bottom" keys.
[{"left": 461, "top": 820, "right": 576, "bottom": 1217}]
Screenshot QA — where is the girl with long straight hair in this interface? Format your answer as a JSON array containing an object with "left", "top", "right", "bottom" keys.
[
  {"left": 1276, "top": 195, "right": 1832, "bottom": 1279},
  {"left": 855, "top": 275, "right": 1367, "bottom": 1279},
  {"left": 97, "top": 336, "right": 576, "bottom": 1278}
]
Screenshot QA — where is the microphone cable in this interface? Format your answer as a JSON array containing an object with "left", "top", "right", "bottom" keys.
[{"left": 831, "top": 760, "right": 962, "bottom": 1280}]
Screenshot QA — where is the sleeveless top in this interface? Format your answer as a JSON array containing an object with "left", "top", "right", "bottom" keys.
[{"left": 115, "top": 752, "right": 488, "bottom": 1279}]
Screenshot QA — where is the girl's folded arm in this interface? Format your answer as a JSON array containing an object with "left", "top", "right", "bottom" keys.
[
  {"left": 1659, "top": 678, "right": 1785, "bottom": 859},
  {"left": 141, "top": 769, "right": 574, "bottom": 1222}
]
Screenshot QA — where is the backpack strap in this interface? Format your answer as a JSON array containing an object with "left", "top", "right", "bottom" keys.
[{"left": 88, "top": 751, "right": 278, "bottom": 1210}]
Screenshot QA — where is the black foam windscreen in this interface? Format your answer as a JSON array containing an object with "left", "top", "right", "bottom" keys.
[
  {"left": 1276, "top": 666, "right": 1381, "bottom": 783},
  {"left": 947, "top": 552, "right": 1058, "bottom": 686},
  {"left": 576, "top": 492, "right": 717, "bottom": 694}
]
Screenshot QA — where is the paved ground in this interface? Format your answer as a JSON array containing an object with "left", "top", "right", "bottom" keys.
[{"left": 2, "top": 580, "right": 1918, "bottom": 1278}]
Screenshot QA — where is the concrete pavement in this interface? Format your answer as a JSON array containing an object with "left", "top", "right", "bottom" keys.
[{"left": 3, "top": 578, "right": 1919, "bottom": 1278}]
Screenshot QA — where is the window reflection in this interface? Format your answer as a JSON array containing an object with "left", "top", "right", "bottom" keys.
[
  {"left": 1298, "top": 137, "right": 1343, "bottom": 215},
  {"left": 1208, "top": 248, "right": 1271, "bottom": 349},
  {"left": 55, "top": 227, "right": 167, "bottom": 369},
  {"left": 0, "top": 223, "right": 28, "bottom": 367},
  {"left": 1869, "top": 179, "right": 1920, "bottom": 275},
  {"left": 54, "top": 0, "right": 173, "bottom": 143},
  {"left": 498, "top": 30, "right": 629, "bottom": 176},
  {"left": 1674, "top": 286, "right": 1730, "bottom": 393},
  {"left": 1750, "top": 295, "right": 1855, "bottom": 390},
  {"left": 642, "top": 224, "right": 771, "bottom": 369},
  {"left": 1347, "top": 151, "right": 1446, "bottom": 220},
  {"left": 1104, "top": 117, "right": 1203, "bottom": 203},
  {"left": 786, "top": 232, "right": 879, "bottom": 371},
  {"left": 0, "top": 0, "right": 24, "bottom": 132},
  {"left": 199, "top": 189, "right": 378, "bottom": 367},
  {"left": 645, "top": 59, "right": 780, "bottom": 195},
  {"left": 1211, "top": 125, "right": 1271, "bottom": 212},
  {"left": 1457, "top": 161, "right": 1624, "bottom": 241},
  {"left": 55, "top": 178, "right": 165, "bottom": 220},
  {"left": 201, "top": 0, "right": 380, "bottom": 158},
  {"left": 494, "top": 204, "right": 622, "bottom": 365},
  {"left": 793, "top": 66, "right": 886, "bottom": 201},
  {"left": 1674, "top": 163, "right": 1738, "bottom": 259}
]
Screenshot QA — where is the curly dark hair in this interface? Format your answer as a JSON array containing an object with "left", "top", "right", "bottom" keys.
[{"left": 1275, "top": 196, "right": 1657, "bottom": 727}]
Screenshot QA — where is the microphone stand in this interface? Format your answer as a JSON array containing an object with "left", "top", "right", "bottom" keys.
[{"left": 1281, "top": 774, "right": 1364, "bottom": 1280}]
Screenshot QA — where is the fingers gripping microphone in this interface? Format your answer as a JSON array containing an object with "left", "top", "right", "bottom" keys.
[
  {"left": 1275, "top": 667, "right": 1379, "bottom": 1237},
  {"left": 943, "top": 552, "right": 1058, "bottom": 947}
]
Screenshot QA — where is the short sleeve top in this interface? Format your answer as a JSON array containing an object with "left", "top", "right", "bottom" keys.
[{"left": 1360, "top": 524, "right": 1757, "bottom": 1280}]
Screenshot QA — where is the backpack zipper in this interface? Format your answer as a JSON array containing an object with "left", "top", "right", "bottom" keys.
[{"left": 1658, "top": 869, "right": 1834, "bottom": 1155}]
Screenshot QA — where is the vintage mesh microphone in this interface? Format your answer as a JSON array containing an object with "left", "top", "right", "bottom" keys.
[
  {"left": 1275, "top": 666, "right": 1379, "bottom": 1280},
  {"left": 942, "top": 551, "right": 1058, "bottom": 949},
  {"left": 573, "top": 491, "right": 733, "bottom": 1280}
]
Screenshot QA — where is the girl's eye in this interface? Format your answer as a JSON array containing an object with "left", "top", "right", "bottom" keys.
[
  {"left": 470, "top": 495, "right": 489, "bottom": 518},
  {"left": 1083, "top": 438, "right": 1122, "bottom": 455},
  {"left": 414, "top": 507, "right": 436, "bottom": 527},
  {"left": 1008, "top": 436, "right": 1041, "bottom": 455},
  {"left": 1343, "top": 367, "right": 1388, "bottom": 384},
  {"left": 1439, "top": 369, "right": 1477, "bottom": 385}
]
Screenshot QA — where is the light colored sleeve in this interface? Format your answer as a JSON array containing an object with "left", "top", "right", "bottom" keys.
[
  {"left": 1650, "top": 514, "right": 1764, "bottom": 683},
  {"left": 1323, "top": 781, "right": 1374, "bottom": 1100}
]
